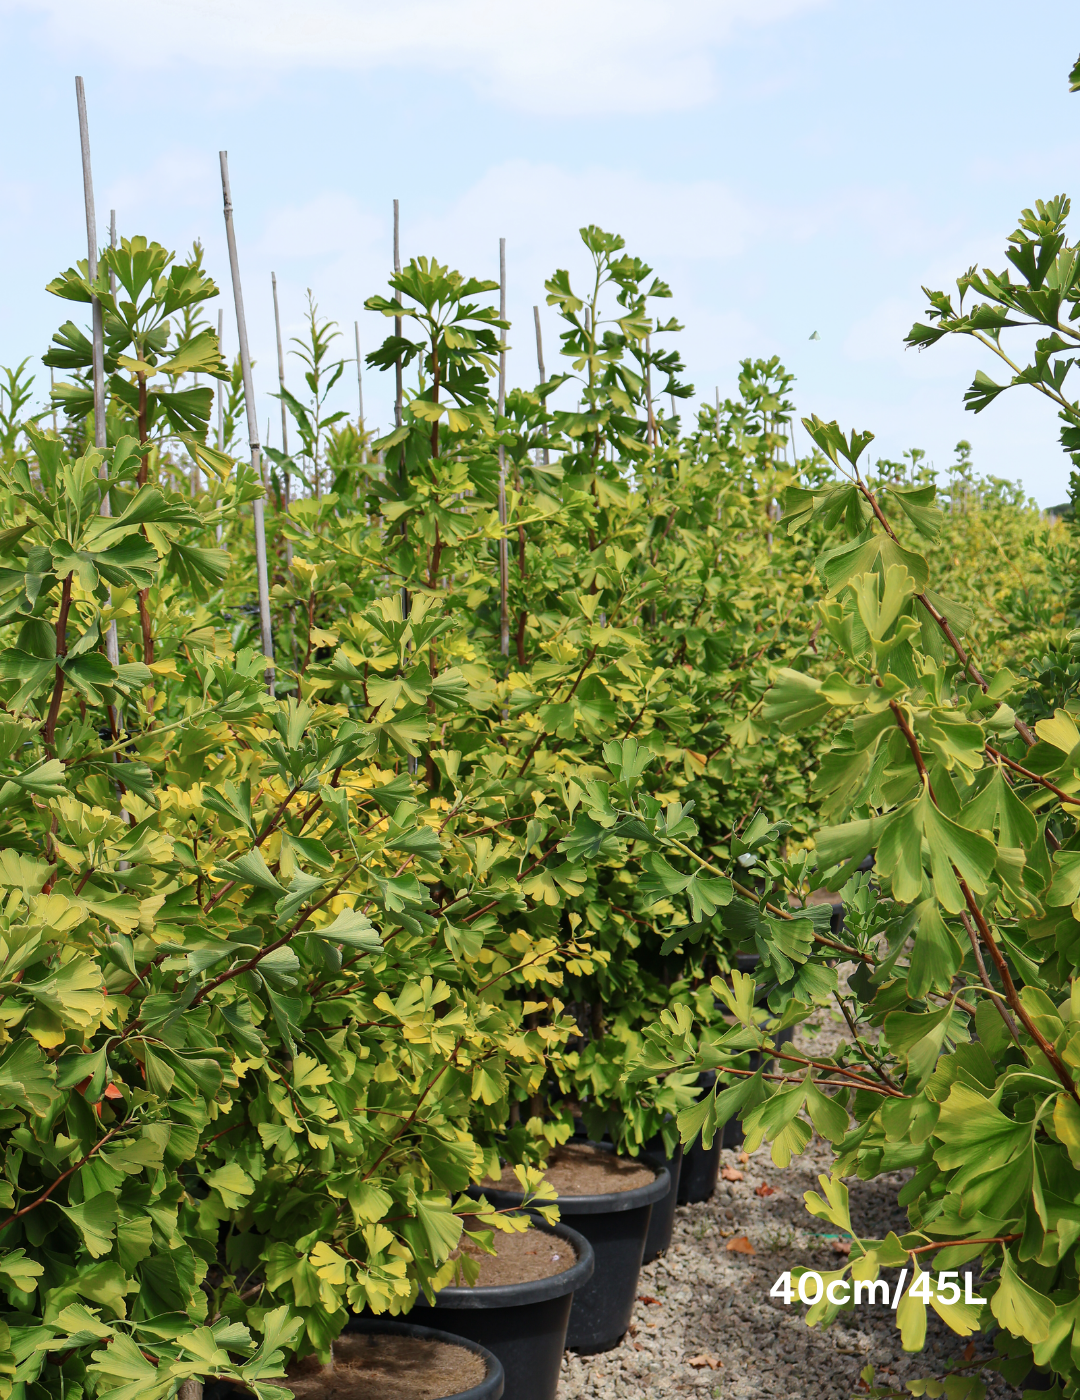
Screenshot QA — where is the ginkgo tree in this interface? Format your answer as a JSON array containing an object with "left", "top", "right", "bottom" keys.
[
  {"left": 0, "top": 174, "right": 1070, "bottom": 1400},
  {"left": 639, "top": 240, "right": 1080, "bottom": 1395}
]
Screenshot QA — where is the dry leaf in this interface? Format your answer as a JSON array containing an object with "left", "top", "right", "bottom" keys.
[
  {"left": 962, "top": 1341, "right": 976, "bottom": 1363},
  {"left": 738, "top": 1150, "right": 750, "bottom": 1163},
  {"left": 721, "top": 1166, "right": 744, "bottom": 1181},
  {"left": 726, "top": 1235, "right": 755, "bottom": 1255},
  {"left": 831, "top": 1239, "right": 852, "bottom": 1255},
  {"left": 754, "top": 1182, "right": 776, "bottom": 1197},
  {"left": 637, "top": 1294, "right": 661, "bottom": 1305},
  {"left": 688, "top": 1354, "right": 723, "bottom": 1370}
]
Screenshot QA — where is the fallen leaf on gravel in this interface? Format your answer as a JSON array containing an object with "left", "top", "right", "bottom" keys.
[
  {"left": 754, "top": 1182, "right": 776, "bottom": 1197},
  {"left": 687, "top": 1354, "right": 723, "bottom": 1370},
  {"left": 726, "top": 1235, "right": 755, "bottom": 1254},
  {"left": 963, "top": 1341, "right": 975, "bottom": 1363},
  {"left": 831, "top": 1239, "right": 852, "bottom": 1255},
  {"left": 721, "top": 1166, "right": 744, "bottom": 1181},
  {"left": 638, "top": 1294, "right": 661, "bottom": 1305}
]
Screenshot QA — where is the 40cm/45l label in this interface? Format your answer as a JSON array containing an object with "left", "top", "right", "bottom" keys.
[{"left": 769, "top": 1270, "right": 987, "bottom": 1308}]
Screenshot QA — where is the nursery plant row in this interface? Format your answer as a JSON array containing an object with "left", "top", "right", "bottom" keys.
[{"left": 4, "top": 55, "right": 1080, "bottom": 1400}]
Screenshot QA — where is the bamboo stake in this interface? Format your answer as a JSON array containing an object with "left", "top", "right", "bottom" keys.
[
  {"left": 216, "top": 309, "right": 224, "bottom": 546},
  {"left": 394, "top": 200, "right": 403, "bottom": 429},
  {"left": 219, "top": 151, "right": 275, "bottom": 689},
  {"left": 271, "top": 272, "right": 293, "bottom": 566},
  {"left": 76, "top": 79, "right": 105, "bottom": 459},
  {"left": 354, "top": 320, "right": 365, "bottom": 459},
  {"left": 108, "top": 209, "right": 117, "bottom": 298},
  {"left": 186, "top": 211, "right": 198, "bottom": 501},
  {"left": 533, "top": 305, "right": 549, "bottom": 467},
  {"left": 498, "top": 238, "right": 509, "bottom": 658},
  {"left": 392, "top": 204, "right": 416, "bottom": 773},
  {"left": 75, "top": 76, "right": 121, "bottom": 722},
  {"left": 393, "top": 199, "right": 410, "bottom": 633},
  {"left": 271, "top": 274, "right": 288, "bottom": 457},
  {"left": 217, "top": 310, "right": 224, "bottom": 451},
  {"left": 645, "top": 334, "right": 656, "bottom": 450}
]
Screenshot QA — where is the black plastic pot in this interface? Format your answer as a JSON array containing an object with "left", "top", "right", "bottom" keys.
[
  {"left": 203, "top": 1317, "right": 504, "bottom": 1400},
  {"left": 641, "top": 1137, "right": 683, "bottom": 1261},
  {"left": 679, "top": 1070, "right": 721, "bottom": 1202},
  {"left": 414, "top": 1216, "right": 593, "bottom": 1400},
  {"left": 475, "top": 1143, "right": 669, "bottom": 1355}
]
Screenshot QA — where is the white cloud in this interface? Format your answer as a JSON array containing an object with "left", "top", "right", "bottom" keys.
[{"left": 3, "top": 0, "right": 829, "bottom": 115}]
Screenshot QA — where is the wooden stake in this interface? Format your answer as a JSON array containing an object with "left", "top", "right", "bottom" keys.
[
  {"left": 216, "top": 309, "right": 224, "bottom": 546},
  {"left": 108, "top": 209, "right": 117, "bottom": 298},
  {"left": 75, "top": 76, "right": 121, "bottom": 720},
  {"left": 393, "top": 200, "right": 410, "bottom": 636},
  {"left": 217, "top": 310, "right": 224, "bottom": 451},
  {"left": 497, "top": 237, "right": 509, "bottom": 659},
  {"left": 533, "top": 305, "right": 549, "bottom": 468},
  {"left": 271, "top": 273, "right": 289, "bottom": 456},
  {"left": 354, "top": 320, "right": 365, "bottom": 458},
  {"left": 219, "top": 151, "right": 275, "bottom": 689},
  {"left": 393, "top": 199, "right": 403, "bottom": 428},
  {"left": 645, "top": 334, "right": 656, "bottom": 450},
  {"left": 76, "top": 79, "right": 105, "bottom": 456}
]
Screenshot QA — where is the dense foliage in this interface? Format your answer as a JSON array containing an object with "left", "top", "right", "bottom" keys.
[
  {"left": 0, "top": 142, "right": 1073, "bottom": 1400},
  {"left": 643, "top": 187, "right": 1080, "bottom": 1400}
]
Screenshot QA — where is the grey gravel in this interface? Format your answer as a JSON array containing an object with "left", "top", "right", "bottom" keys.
[{"left": 558, "top": 1002, "right": 1024, "bottom": 1400}]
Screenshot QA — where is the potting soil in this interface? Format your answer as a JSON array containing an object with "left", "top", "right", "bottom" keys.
[
  {"left": 270, "top": 1332, "right": 485, "bottom": 1399},
  {"left": 484, "top": 1144, "right": 656, "bottom": 1196},
  {"left": 451, "top": 1223, "right": 577, "bottom": 1285}
]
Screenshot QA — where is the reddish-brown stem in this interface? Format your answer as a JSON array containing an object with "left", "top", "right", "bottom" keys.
[
  {"left": 857, "top": 480, "right": 1035, "bottom": 745},
  {"left": 769, "top": 1047, "right": 904, "bottom": 1096},
  {"left": 202, "top": 782, "right": 305, "bottom": 915},
  {"left": 958, "top": 910, "right": 1022, "bottom": 1047},
  {"left": 189, "top": 863, "right": 358, "bottom": 1008},
  {"left": 135, "top": 372, "right": 154, "bottom": 673},
  {"left": 986, "top": 745, "right": 1080, "bottom": 807},
  {"left": 360, "top": 1037, "right": 465, "bottom": 1183},
  {"left": 461, "top": 840, "right": 562, "bottom": 925},
  {"left": 42, "top": 573, "right": 73, "bottom": 749},
  {"left": 0, "top": 1125, "right": 122, "bottom": 1233},
  {"left": 889, "top": 699, "right": 1061, "bottom": 1065},
  {"left": 517, "top": 645, "right": 599, "bottom": 777},
  {"left": 730, "top": 878, "right": 875, "bottom": 966},
  {"left": 833, "top": 991, "right": 898, "bottom": 1089},
  {"left": 906, "top": 1234, "right": 1020, "bottom": 1256},
  {"left": 303, "top": 590, "right": 316, "bottom": 674},
  {"left": 959, "top": 879, "right": 1080, "bottom": 1102},
  {"left": 714, "top": 1062, "right": 899, "bottom": 1097}
]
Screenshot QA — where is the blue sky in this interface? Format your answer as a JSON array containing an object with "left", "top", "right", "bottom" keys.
[{"left": 1, "top": 0, "right": 1078, "bottom": 503}]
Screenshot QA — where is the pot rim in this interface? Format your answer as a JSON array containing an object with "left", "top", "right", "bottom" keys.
[
  {"left": 470, "top": 1142, "right": 670, "bottom": 1216},
  {"left": 414, "top": 1214, "right": 595, "bottom": 1310},
  {"left": 342, "top": 1317, "right": 505, "bottom": 1400}
]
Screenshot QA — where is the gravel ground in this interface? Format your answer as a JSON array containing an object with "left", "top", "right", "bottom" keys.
[{"left": 557, "top": 1003, "right": 1025, "bottom": 1400}]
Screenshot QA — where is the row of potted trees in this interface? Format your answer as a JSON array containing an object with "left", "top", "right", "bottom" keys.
[{"left": 0, "top": 208, "right": 1059, "bottom": 1399}]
